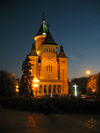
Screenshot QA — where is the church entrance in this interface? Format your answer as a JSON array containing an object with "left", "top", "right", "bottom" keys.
[
  {"left": 44, "top": 85, "right": 46, "bottom": 93},
  {"left": 49, "top": 85, "right": 51, "bottom": 94}
]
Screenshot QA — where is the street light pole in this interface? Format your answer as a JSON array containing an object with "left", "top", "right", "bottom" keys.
[{"left": 33, "top": 77, "right": 39, "bottom": 97}]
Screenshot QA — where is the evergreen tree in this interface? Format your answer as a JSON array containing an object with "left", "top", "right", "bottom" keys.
[
  {"left": 20, "top": 55, "right": 33, "bottom": 97},
  {"left": 10, "top": 73, "right": 16, "bottom": 96}
]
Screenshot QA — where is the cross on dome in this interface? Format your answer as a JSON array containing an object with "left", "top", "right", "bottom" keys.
[{"left": 42, "top": 12, "right": 45, "bottom": 23}]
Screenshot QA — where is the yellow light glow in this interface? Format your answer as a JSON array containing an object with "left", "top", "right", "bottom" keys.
[
  {"left": 86, "top": 70, "right": 91, "bottom": 75},
  {"left": 37, "top": 51, "right": 41, "bottom": 56},
  {"left": 34, "top": 35, "right": 46, "bottom": 41},
  {"left": 33, "top": 78, "right": 39, "bottom": 83},
  {"left": 16, "top": 88, "right": 19, "bottom": 92},
  {"left": 16, "top": 85, "right": 19, "bottom": 89},
  {"left": 33, "top": 83, "right": 38, "bottom": 87},
  {"left": 92, "top": 90, "right": 95, "bottom": 92},
  {"left": 33, "top": 77, "right": 39, "bottom": 87}
]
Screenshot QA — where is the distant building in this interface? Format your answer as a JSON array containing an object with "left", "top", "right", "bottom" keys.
[{"left": 28, "top": 14, "right": 68, "bottom": 97}]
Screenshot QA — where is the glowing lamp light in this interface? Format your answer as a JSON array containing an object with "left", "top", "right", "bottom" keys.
[
  {"left": 43, "top": 32, "right": 46, "bottom": 35},
  {"left": 33, "top": 78, "right": 39, "bottom": 83},
  {"left": 16, "top": 85, "right": 19, "bottom": 92},
  {"left": 33, "top": 77, "right": 39, "bottom": 87},
  {"left": 16, "top": 88, "right": 19, "bottom": 92},
  {"left": 92, "top": 89, "right": 95, "bottom": 92},
  {"left": 33, "top": 84, "right": 38, "bottom": 87},
  {"left": 16, "top": 85, "right": 19, "bottom": 89}
]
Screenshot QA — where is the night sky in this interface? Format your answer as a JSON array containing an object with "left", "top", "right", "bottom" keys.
[{"left": 0, "top": 0, "right": 100, "bottom": 80}]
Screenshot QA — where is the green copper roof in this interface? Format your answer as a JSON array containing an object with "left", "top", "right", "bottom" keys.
[
  {"left": 36, "top": 17, "right": 48, "bottom": 36},
  {"left": 42, "top": 29, "right": 58, "bottom": 45}
]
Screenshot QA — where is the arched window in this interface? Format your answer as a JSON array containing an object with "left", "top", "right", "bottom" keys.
[
  {"left": 49, "top": 85, "right": 51, "bottom": 94},
  {"left": 53, "top": 85, "right": 56, "bottom": 93},
  {"left": 51, "top": 66, "right": 52, "bottom": 71},
  {"left": 58, "top": 85, "right": 61, "bottom": 93},
  {"left": 44, "top": 85, "right": 46, "bottom": 93},
  {"left": 39, "top": 85, "right": 42, "bottom": 93},
  {"left": 49, "top": 65, "right": 50, "bottom": 71},
  {"left": 47, "top": 66, "right": 48, "bottom": 71}
]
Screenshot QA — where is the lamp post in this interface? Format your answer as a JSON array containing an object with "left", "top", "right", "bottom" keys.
[
  {"left": 92, "top": 89, "right": 95, "bottom": 94},
  {"left": 16, "top": 85, "right": 19, "bottom": 97},
  {"left": 33, "top": 77, "right": 39, "bottom": 97}
]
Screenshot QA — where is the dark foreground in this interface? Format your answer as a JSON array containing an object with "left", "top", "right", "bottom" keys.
[
  {"left": 0, "top": 104, "right": 100, "bottom": 133},
  {"left": 1, "top": 97, "right": 100, "bottom": 114}
]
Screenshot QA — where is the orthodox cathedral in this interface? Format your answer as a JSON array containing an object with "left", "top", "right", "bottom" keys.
[{"left": 28, "top": 14, "right": 68, "bottom": 97}]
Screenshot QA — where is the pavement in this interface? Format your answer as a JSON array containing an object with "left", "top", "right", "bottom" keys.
[{"left": 0, "top": 104, "right": 100, "bottom": 133}]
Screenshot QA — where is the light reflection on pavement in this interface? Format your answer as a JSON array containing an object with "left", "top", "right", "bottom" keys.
[{"left": 0, "top": 106, "right": 100, "bottom": 133}]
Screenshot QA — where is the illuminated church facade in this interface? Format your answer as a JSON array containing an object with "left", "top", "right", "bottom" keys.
[{"left": 28, "top": 15, "right": 68, "bottom": 97}]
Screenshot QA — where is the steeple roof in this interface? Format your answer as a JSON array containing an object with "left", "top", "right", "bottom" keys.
[
  {"left": 36, "top": 15, "right": 48, "bottom": 36},
  {"left": 59, "top": 45, "right": 67, "bottom": 58},
  {"left": 29, "top": 43, "right": 38, "bottom": 56},
  {"left": 42, "top": 27, "right": 58, "bottom": 45}
]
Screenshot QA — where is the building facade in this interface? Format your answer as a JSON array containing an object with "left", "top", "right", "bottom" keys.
[{"left": 28, "top": 15, "right": 68, "bottom": 97}]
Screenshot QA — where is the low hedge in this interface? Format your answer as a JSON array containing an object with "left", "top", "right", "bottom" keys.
[{"left": 1, "top": 97, "right": 100, "bottom": 114}]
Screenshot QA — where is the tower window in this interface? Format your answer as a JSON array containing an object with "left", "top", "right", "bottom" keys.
[
  {"left": 51, "top": 66, "right": 52, "bottom": 71},
  {"left": 49, "top": 65, "right": 50, "bottom": 71},
  {"left": 47, "top": 65, "right": 52, "bottom": 71}
]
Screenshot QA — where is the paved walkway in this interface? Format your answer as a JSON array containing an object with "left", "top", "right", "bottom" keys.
[{"left": 0, "top": 105, "right": 100, "bottom": 133}]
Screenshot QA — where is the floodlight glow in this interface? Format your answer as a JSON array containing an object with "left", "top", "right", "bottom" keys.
[
  {"left": 33, "top": 77, "right": 39, "bottom": 88},
  {"left": 33, "top": 84, "right": 38, "bottom": 87},
  {"left": 92, "top": 89, "right": 95, "bottom": 92},
  {"left": 73, "top": 83, "right": 78, "bottom": 97},
  {"left": 16, "top": 88, "right": 19, "bottom": 92}
]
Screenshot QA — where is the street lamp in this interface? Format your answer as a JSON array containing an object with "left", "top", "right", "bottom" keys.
[
  {"left": 92, "top": 89, "right": 95, "bottom": 93},
  {"left": 16, "top": 85, "right": 19, "bottom": 92},
  {"left": 33, "top": 77, "right": 39, "bottom": 97}
]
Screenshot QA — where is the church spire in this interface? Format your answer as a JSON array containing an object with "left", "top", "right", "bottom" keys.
[
  {"left": 36, "top": 13, "right": 48, "bottom": 36},
  {"left": 41, "top": 12, "right": 45, "bottom": 24},
  {"left": 42, "top": 26, "right": 58, "bottom": 45},
  {"left": 59, "top": 44, "right": 67, "bottom": 58},
  {"left": 47, "top": 24, "right": 50, "bottom": 31},
  {"left": 29, "top": 42, "right": 38, "bottom": 56}
]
